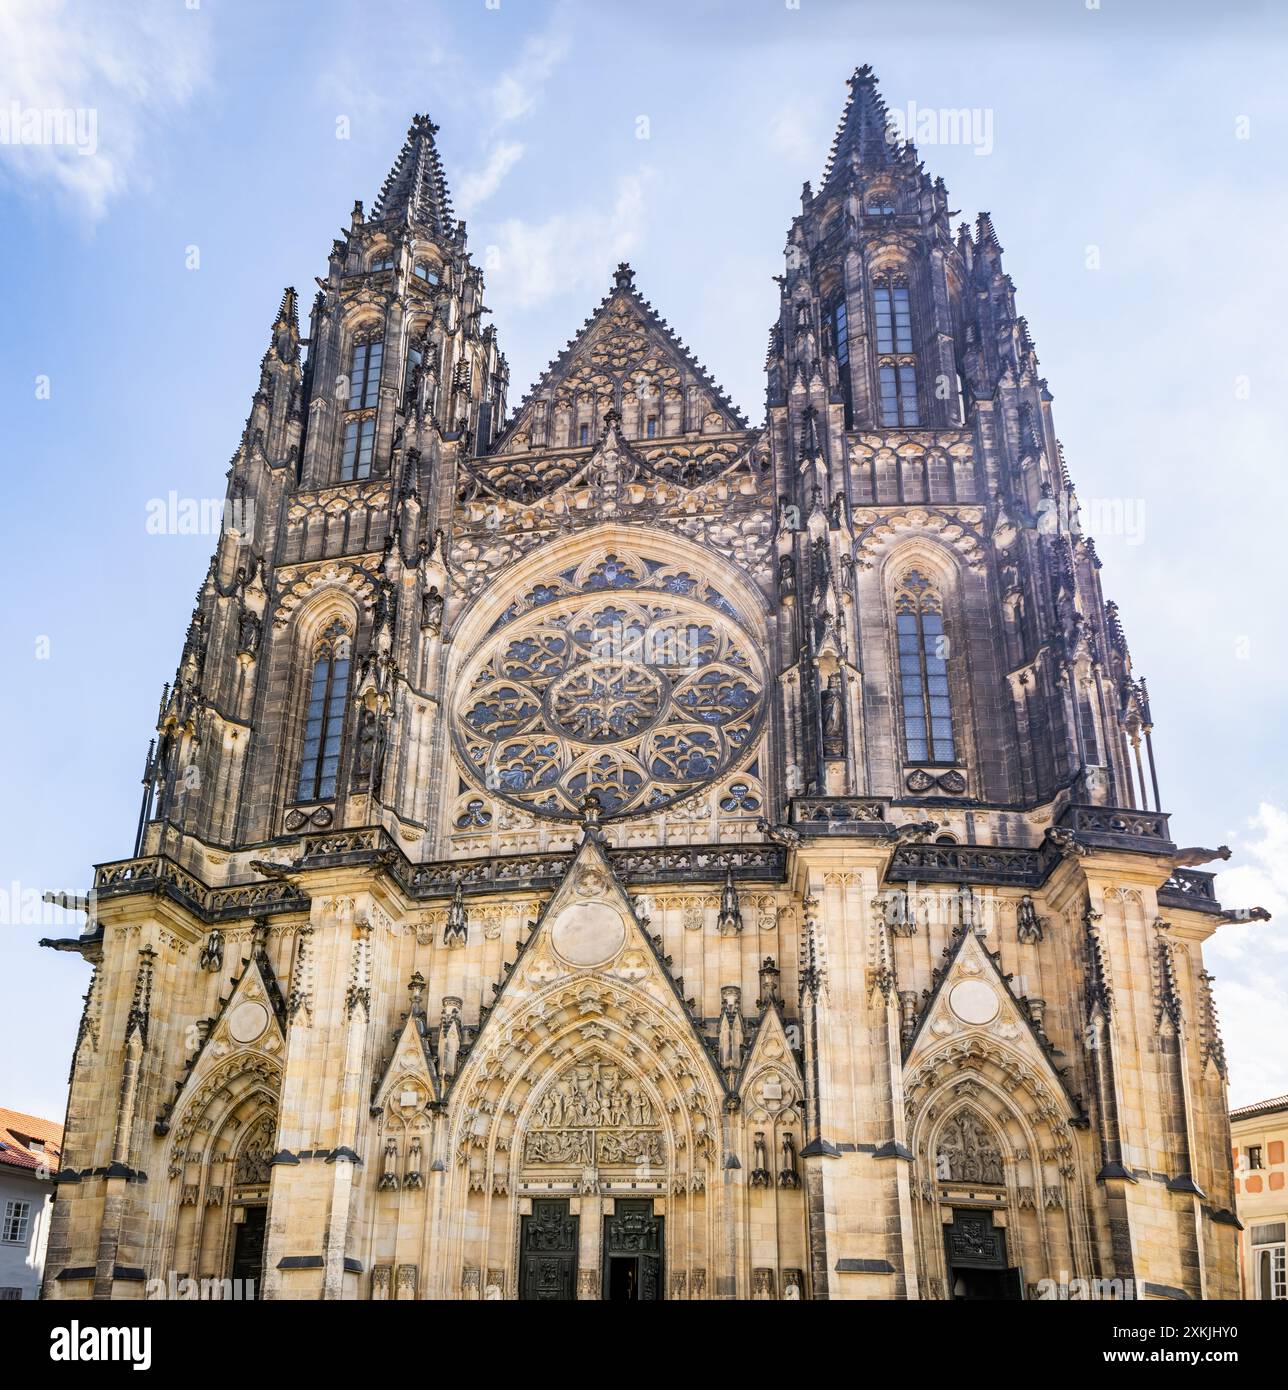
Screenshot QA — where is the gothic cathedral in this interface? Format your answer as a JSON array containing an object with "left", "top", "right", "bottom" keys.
[{"left": 44, "top": 68, "right": 1242, "bottom": 1301}]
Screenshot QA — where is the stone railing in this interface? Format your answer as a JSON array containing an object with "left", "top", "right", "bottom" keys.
[
  {"left": 1056, "top": 803, "right": 1173, "bottom": 851},
  {"left": 1157, "top": 868, "right": 1222, "bottom": 915},
  {"left": 91, "top": 835, "right": 787, "bottom": 923},
  {"left": 885, "top": 842, "right": 1047, "bottom": 887},
  {"left": 790, "top": 797, "right": 889, "bottom": 832}
]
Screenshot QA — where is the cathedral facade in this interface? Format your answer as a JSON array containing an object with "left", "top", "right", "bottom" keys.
[{"left": 43, "top": 68, "right": 1245, "bottom": 1301}]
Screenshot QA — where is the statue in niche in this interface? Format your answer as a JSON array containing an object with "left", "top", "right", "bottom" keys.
[
  {"left": 421, "top": 584, "right": 444, "bottom": 633},
  {"left": 777, "top": 552, "right": 796, "bottom": 599},
  {"left": 237, "top": 607, "right": 261, "bottom": 657},
  {"left": 378, "top": 1137, "right": 400, "bottom": 1190},
  {"left": 820, "top": 672, "right": 846, "bottom": 757},
  {"left": 199, "top": 928, "right": 224, "bottom": 973},
  {"left": 779, "top": 1131, "right": 801, "bottom": 1189}
]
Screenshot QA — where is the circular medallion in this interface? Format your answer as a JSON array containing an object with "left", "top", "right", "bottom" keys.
[
  {"left": 948, "top": 980, "right": 999, "bottom": 1026},
  {"left": 550, "top": 902, "right": 627, "bottom": 968},
  {"left": 227, "top": 1000, "right": 270, "bottom": 1044}
]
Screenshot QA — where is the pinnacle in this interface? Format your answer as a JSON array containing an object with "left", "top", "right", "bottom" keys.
[{"left": 372, "top": 113, "right": 455, "bottom": 235}]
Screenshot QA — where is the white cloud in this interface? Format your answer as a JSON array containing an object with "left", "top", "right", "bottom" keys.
[
  {"left": 456, "top": 139, "right": 525, "bottom": 216},
  {"left": 1209, "top": 802, "right": 1288, "bottom": 1107},
  {"left": 455, "top": 25, "right": 570, "bottom": 216},
  {"left": 491, "top": 33, "right": 569, "bottom": 126},
  {"left": 484, "top": 170, "right": 653, "bottom": 311},
  {"left": 0, "top": 0, "right": 210, "bottom": 223}
]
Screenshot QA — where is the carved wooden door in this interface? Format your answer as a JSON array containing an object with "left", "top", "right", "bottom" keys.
[
  {"left": 229, "top": 1204, "right": 266, "bottom": 1298},
  {"left": 602, "top": 1198, "right": 664, "bottom": 1301},
  {"left": 520, "top": 1199, "right": 579, "bottom": 1301}
]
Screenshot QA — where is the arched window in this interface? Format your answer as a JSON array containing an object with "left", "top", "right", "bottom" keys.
[
  {"left": 369, "top": 252, "right": 395, "bottom": 273},
  {"left": 413, "top": 261, "right": 440, "bottom": 284},
  {"left": 296, "top": 621, "right": 351, "bottom": 802},
  {"left": 873, "top": 276, "right": 919, "bottom": 426},
  {"left": 339, "top": 333, "right": 382, "bottom": 481},
  {"left": 895, "top": 570, "right": 955, "bottom": 763}
]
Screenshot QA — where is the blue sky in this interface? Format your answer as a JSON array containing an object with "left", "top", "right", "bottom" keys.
[{"left": 0, "top": 0, "right": 1284, "bottom": 1120}]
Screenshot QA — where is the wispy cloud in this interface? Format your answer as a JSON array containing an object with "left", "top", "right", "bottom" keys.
[
  {"left": 1212, "top": 802, "right": 1288, "bottom": 1107},
  {"left": 491, "top": 32, "right": 570, "bottom": 125},
  {"left": 457, "top": 139, "right": 525, "bottom": 216},
  {"left": 485, "top": 169, "right": 654, "bottom": 310},
  {"left": 0, "top": 0, "right": 211, "bottom": 224},
  {"left": 456, "top": 25, "right": 570, "bottom": 215}
]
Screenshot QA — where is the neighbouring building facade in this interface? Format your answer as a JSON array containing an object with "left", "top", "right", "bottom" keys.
[
  {"left": 41, "top": 67, "right": 1257, "bottom": 1301},
  {"left": 0, "top": 1108, "right": 62, "bottom": 1299},
  {"left": 1232, "top": 1095, "right": 1288, "bottom": 1300}
]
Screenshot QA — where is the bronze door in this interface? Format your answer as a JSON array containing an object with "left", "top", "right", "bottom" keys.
[
  {"left": 602, "top": 1198, "right": 663, "bottom": 1301},
  {"left": 229, "top": 1205, "right": 266, "bottom": 1298},
  {"left": 520, "top": 1199, "right": 579, "bottom": 1301}
]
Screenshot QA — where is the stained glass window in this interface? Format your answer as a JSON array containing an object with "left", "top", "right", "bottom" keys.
[
  {"left": 296, "top": 623, "right": 351, "bottom": 802},
  {"left": 896, "top": 571, "right": 954, "bottom": 764}
]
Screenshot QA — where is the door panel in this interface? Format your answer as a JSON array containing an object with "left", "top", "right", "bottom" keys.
[
  {"left": 520, "top": 1199, "right": 579, "bottom": 1301},
  {"left": 602, "top": 1199, "right": 663, "bottom": 1301}
]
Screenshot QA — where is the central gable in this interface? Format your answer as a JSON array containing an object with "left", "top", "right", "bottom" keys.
[{"left": 490, "top": 263, "right": 747, "bottom": 457}]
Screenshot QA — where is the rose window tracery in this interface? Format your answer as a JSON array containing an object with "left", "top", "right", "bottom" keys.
[{"left": 453, "top": 549, "right": 765, "bottom": 819}]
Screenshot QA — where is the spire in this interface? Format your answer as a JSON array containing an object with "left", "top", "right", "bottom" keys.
[
  {"left": 266, "top": 286, "right": 300, "bottom": 366},
  {"left": 372, "top": 114, "right": 455, "bottom": 235},
  {"left": 821, "top": 64, "right": 901, "bottom": 188}
]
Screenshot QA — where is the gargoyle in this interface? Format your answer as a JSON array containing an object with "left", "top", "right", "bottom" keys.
[
  {"left": 1216, "top": 905, "right": 1271, "bottom": 924},
  {"left": 248, "top": 857, "right": 305, "bottom": 890},
  {"left": 886, "top": 820, "right": 939, "bottom": 844},
  {"left": 757, "top": 818, "right": 801, "bottom": 848},
  {"left": 1162, "top": 845, "right": 1232, "bottom": 870},
  {"left": 1043, "top": 826, "right": 1090, "bottom": 858}
]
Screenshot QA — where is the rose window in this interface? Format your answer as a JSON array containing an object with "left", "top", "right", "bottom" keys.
[{"left": 453, "top": 552, "right": 765, "bottom": 819}]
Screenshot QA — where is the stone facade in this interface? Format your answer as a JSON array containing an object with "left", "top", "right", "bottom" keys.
[{"left": 41, "top": 69, "right": 1251, "bottom": 1301}]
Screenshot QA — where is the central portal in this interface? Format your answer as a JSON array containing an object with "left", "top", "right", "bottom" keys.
[{"left": 602, "top": 1199, "right": 664, "bottom": 1302}]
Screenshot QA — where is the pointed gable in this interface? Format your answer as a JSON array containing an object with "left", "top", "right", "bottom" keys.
[
  {"left": 492, "top": 263, "right": 747, "bottom": 456},
  {"left": 739, "top": 1004, "right": 804, "bottom": 1124},
  {"left": 903, "top": 926, "right": 1081, "bottom": 1118},
  {"left": 155, "top": 947, "right": 287, "bottom": 1138},
  {"left": 449, "top": 820, "right": 724, "bottom": 1106},
  {"left": 372, "top": 1009, "right": 440, "bottom": 1113}
]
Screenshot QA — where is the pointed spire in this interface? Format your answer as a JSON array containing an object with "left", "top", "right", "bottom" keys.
[
  {"left": 266, "top": 286, "right": 300, "bottom": 365},
  {"left": 821, "top": 64, "right": 899, "bottom": 189},
  {"left": 373, "top": 114, "right": 454, "bottom": 235}
]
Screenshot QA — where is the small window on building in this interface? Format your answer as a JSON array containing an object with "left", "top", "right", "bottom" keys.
[
  {"left": 2, "top": 1201, "right": 31, "bottom": 1244},
  {"left": 369, "top": 254, "right": 395, "bottom": 272},
  {"left": 579, "top": 423, "right": 590, "bottom": 446},
  {"left": 1251, "top": 1223, "right": 1286, "bottom": 1300},
  {"left": 646, "top": 416, "right": 657, "bottom": 439},
  {"left": 1249, "top": 1145, "right": 1265, "bottom": 1171},
  {"left": 414, "top": 262, "right": 439, "bottom": 284}
]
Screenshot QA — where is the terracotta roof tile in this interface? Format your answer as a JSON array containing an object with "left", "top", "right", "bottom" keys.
[{"left": 0, "top": 1106, "right": 63, "bottom": 1174}]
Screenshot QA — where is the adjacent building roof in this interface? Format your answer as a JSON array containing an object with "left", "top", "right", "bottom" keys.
[
  {"left": 1231, "top": 1094, "right": 1288, "bottom": 1123},
  {"left": 0, "top": 1106, "right": 63, "bottom": 1174}
]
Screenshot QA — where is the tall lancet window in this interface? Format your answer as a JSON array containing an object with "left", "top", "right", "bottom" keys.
[
  {"left": 874, "top": 278, "right": 919, "bottom": 426},
  {"left": 831, "top": 297, "right": 853, "bottom": 427},
  {"left": 895, "top": 570, "right": 954, "bottom": 763},
  {"left": 339, "top": 333, "right": 383, "bottom": 481},
  {"left": 296, "top": 621, "right": 351, "bottom": 802}
]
